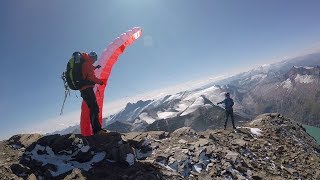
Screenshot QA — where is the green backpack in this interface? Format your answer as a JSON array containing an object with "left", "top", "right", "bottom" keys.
[
  {"left": 65, "top": 52, "right": 85, "bottom": 90},
  {"left": 60, "top": 52, "right": 94, "bottom": 114}
]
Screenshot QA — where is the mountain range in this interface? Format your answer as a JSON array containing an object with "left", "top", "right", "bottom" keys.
[{"left": 53, "top": 51, "right": 320, "bottom": 135}]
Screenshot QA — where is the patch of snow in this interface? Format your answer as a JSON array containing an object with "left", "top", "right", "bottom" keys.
[
  {"left": 80, "top": 145, "right": 90, "bottom": 153},
  {"left": 241, "top": 127, "right": 262, "bottom": 136},
  {"left": 295, "top": 74, "right": 314, "bottom": 83},
  {"left": 29, "top": 144, "right": 106, "bottom": 177},
  {"left": 168, "top": 160, "right": 179, "bottom": 171},
  {"left": 305, "top": 66, "right": 314, "bottom": 69},
  {"left": 10, "top": 144, "right": 22, "bottom": 149},
  {"left": 138, "top": 112, "right": 156, "bottom": 124},
  {"left": 142, "top": 139, "right": 152, "bottom": 146},
  {"left": 136, "top": 149, "right": 152, "bottom": 160},
  {"left": 251, "top": 74, "right": 267, "bottom": 80},
  {"left": 175, "top": 103, "right": 189, "bottom": 111},
  {"left": 180, "top": 97, "right": 204, "bottom": 116},
  {"left": 282, "top": 79, "right": 292, "bottom": 89},
  {"left": 250, "top": 128, "right": 262, "bottom": 136},
  {"left": 164, "top": 93, "right": 183, "bottom": 103},
  {"left": 126, "top": 153, "right": 135, "bottom": 166},
  {"left": 184, "top": 86, "right": 219, "bottom": 101},
  {"left": 294, "top": 66, "right": 314, "bottom": 69},
  {"left": 157, "top": 111, "right": 178, "bottom": 119},
  {"left": 193, "top": 164, "right": 202, "bottom": 173},
  {"left": 157, "top": 162, "right": 176, "bottom": 171}
]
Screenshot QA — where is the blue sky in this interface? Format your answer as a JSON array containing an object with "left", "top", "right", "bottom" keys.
[{"left": 1, "top": 0, "right": 320, "bottom": 139}]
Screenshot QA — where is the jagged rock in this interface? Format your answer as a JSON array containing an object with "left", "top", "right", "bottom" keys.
[
  {"left": 10, "top": 164, "right": 31, "bottom": 177},
  {"left": 63, "top": 168, "right": 85, "bottom": 180},
  {"left": 8, "top": 134, "right": 42, "bottom": 148},
  {"left": 225, "top": 151, "right": 239, "bottom": 163},
  {"left": 171, "top": 127, "right": 197, "bottom": 138},
  {"left": 178, "top": 139, "right": 187, "bottom": 144},
  {"left": 191, "top": 138, "right": 210, "bottom": 147},
  {"left": 232, "top": 139, "right": 247, "bottom": 147},
  {"left": 27, "top": 174, "right": 37, "bottom": 180}
]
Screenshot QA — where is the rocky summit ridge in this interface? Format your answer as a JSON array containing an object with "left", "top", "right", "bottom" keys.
[{"left": 0, "top": 113, "right": 319, "bottom": 179}]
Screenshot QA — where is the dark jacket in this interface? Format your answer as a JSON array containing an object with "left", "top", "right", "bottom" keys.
[{"left": 218, "top": 97, "right": 234, "bottom": 111}]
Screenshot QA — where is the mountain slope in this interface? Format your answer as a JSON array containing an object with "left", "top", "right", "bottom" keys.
[
  {"left": 56, "top": 51, "right": 320, "bottom": 135},
  {"left": 211, "top": 52, "right": 320, "bottom": 127},
  {"left": 106, "top": 86, "right": 250, "bottom": 133}
]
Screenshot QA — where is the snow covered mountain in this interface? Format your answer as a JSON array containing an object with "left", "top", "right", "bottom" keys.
[
  {"left": 212, "top": 52, "right": 320, "bottom": 127},
  {"left": 235, "top": 65, "right": 320, "bottom": 126},
  {"left": 106, "top": 51, "right": 320, "bottom": 131},
  {"left": 105, "top": 85, "right": 249, "bottom": 133},
  {"left": 57, "top": 51, "right": 320, "bottom": 135}
]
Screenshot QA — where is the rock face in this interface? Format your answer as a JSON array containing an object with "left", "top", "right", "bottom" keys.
[{"left": 0, "top": 113, "right": 319, "bottom": 179}]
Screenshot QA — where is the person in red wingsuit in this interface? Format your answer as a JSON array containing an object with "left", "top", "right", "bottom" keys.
[{"left": 80, "top": 51, "right": 105, "bottom": 134}]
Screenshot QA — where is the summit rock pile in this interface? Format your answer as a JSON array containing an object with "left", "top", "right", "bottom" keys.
[{"left": 0, "top": 113, "right": 319, "bottom": 179}]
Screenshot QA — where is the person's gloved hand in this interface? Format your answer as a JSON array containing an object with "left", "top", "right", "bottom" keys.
[{"left": 99, "top": 79, "right": 107, "bottom": 85}]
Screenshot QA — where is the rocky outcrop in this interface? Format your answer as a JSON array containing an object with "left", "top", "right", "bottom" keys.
[{"left": 0, "top": 113, "right": 319, "bottom": 179}]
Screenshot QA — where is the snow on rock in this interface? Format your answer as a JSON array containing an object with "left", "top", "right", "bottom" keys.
[
  {"left": 136, "top": 149, "right": 152, "bottom": 160},
  {"left": 293, "top": 66, "right": 315, "bottom": 69},
  {"left": 80, "top": 145, "right": 90, "bottom": 153},
  {"left": 157, "top": 111, "right": 178, "bottom": 119},
  {"left": 241, "top": 127, "right": 262, "bottom": 136},
  {"left": 282, "top": 79, "right": 293, "bottom": 89},
  {"left": 251, "top": 74, "right": 267, "bottom": 80},
  {"left": 28, "top": 144, "right": 106, "bottom": 177},
  {"left": 174, "top": 103, "right": 188, "bottom": 111},
  {"left": 250, "top": 128, "right": 262, "bottom": 136},
  {"left": 184, "top": 86, "right": 219, "bottom": 101},
  {"left": 180, "top": 97, "right": 204, "bottom": 116},
  {"left": 295, "top": 74, "right": 314, "bottom": 84},
  {"left": 138, "top": 112, "right": 156, "bottom": 124},
  {"left": 164, "top": 93, "right": 184, "bottom": 103},
  {"left": 126, "top": 153, "right": 135, "bottom": 166},
  {"left": 193, "top": 164, "right": 202, "bottom": 173}
]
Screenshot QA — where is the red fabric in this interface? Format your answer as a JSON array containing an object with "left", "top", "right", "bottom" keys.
[
  {"left": 80, "top": 28, "right": 142, "bottom": 136},
  {"left": 80, "top": 53, "right": 102, "bottom": 91},
  {"left": 80, "top": 46, "right": 126, "bottom": 136},
  {"left": 79, "top": 53, "right": 102, "bottom": 136}
]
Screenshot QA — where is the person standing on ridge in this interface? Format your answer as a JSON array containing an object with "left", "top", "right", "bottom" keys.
[
  {"left": 80, "top": 51, "right": 105, "bottom": 134},
  {"left": 217, "top": 92, "right": 236, "bottom": 130}
]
